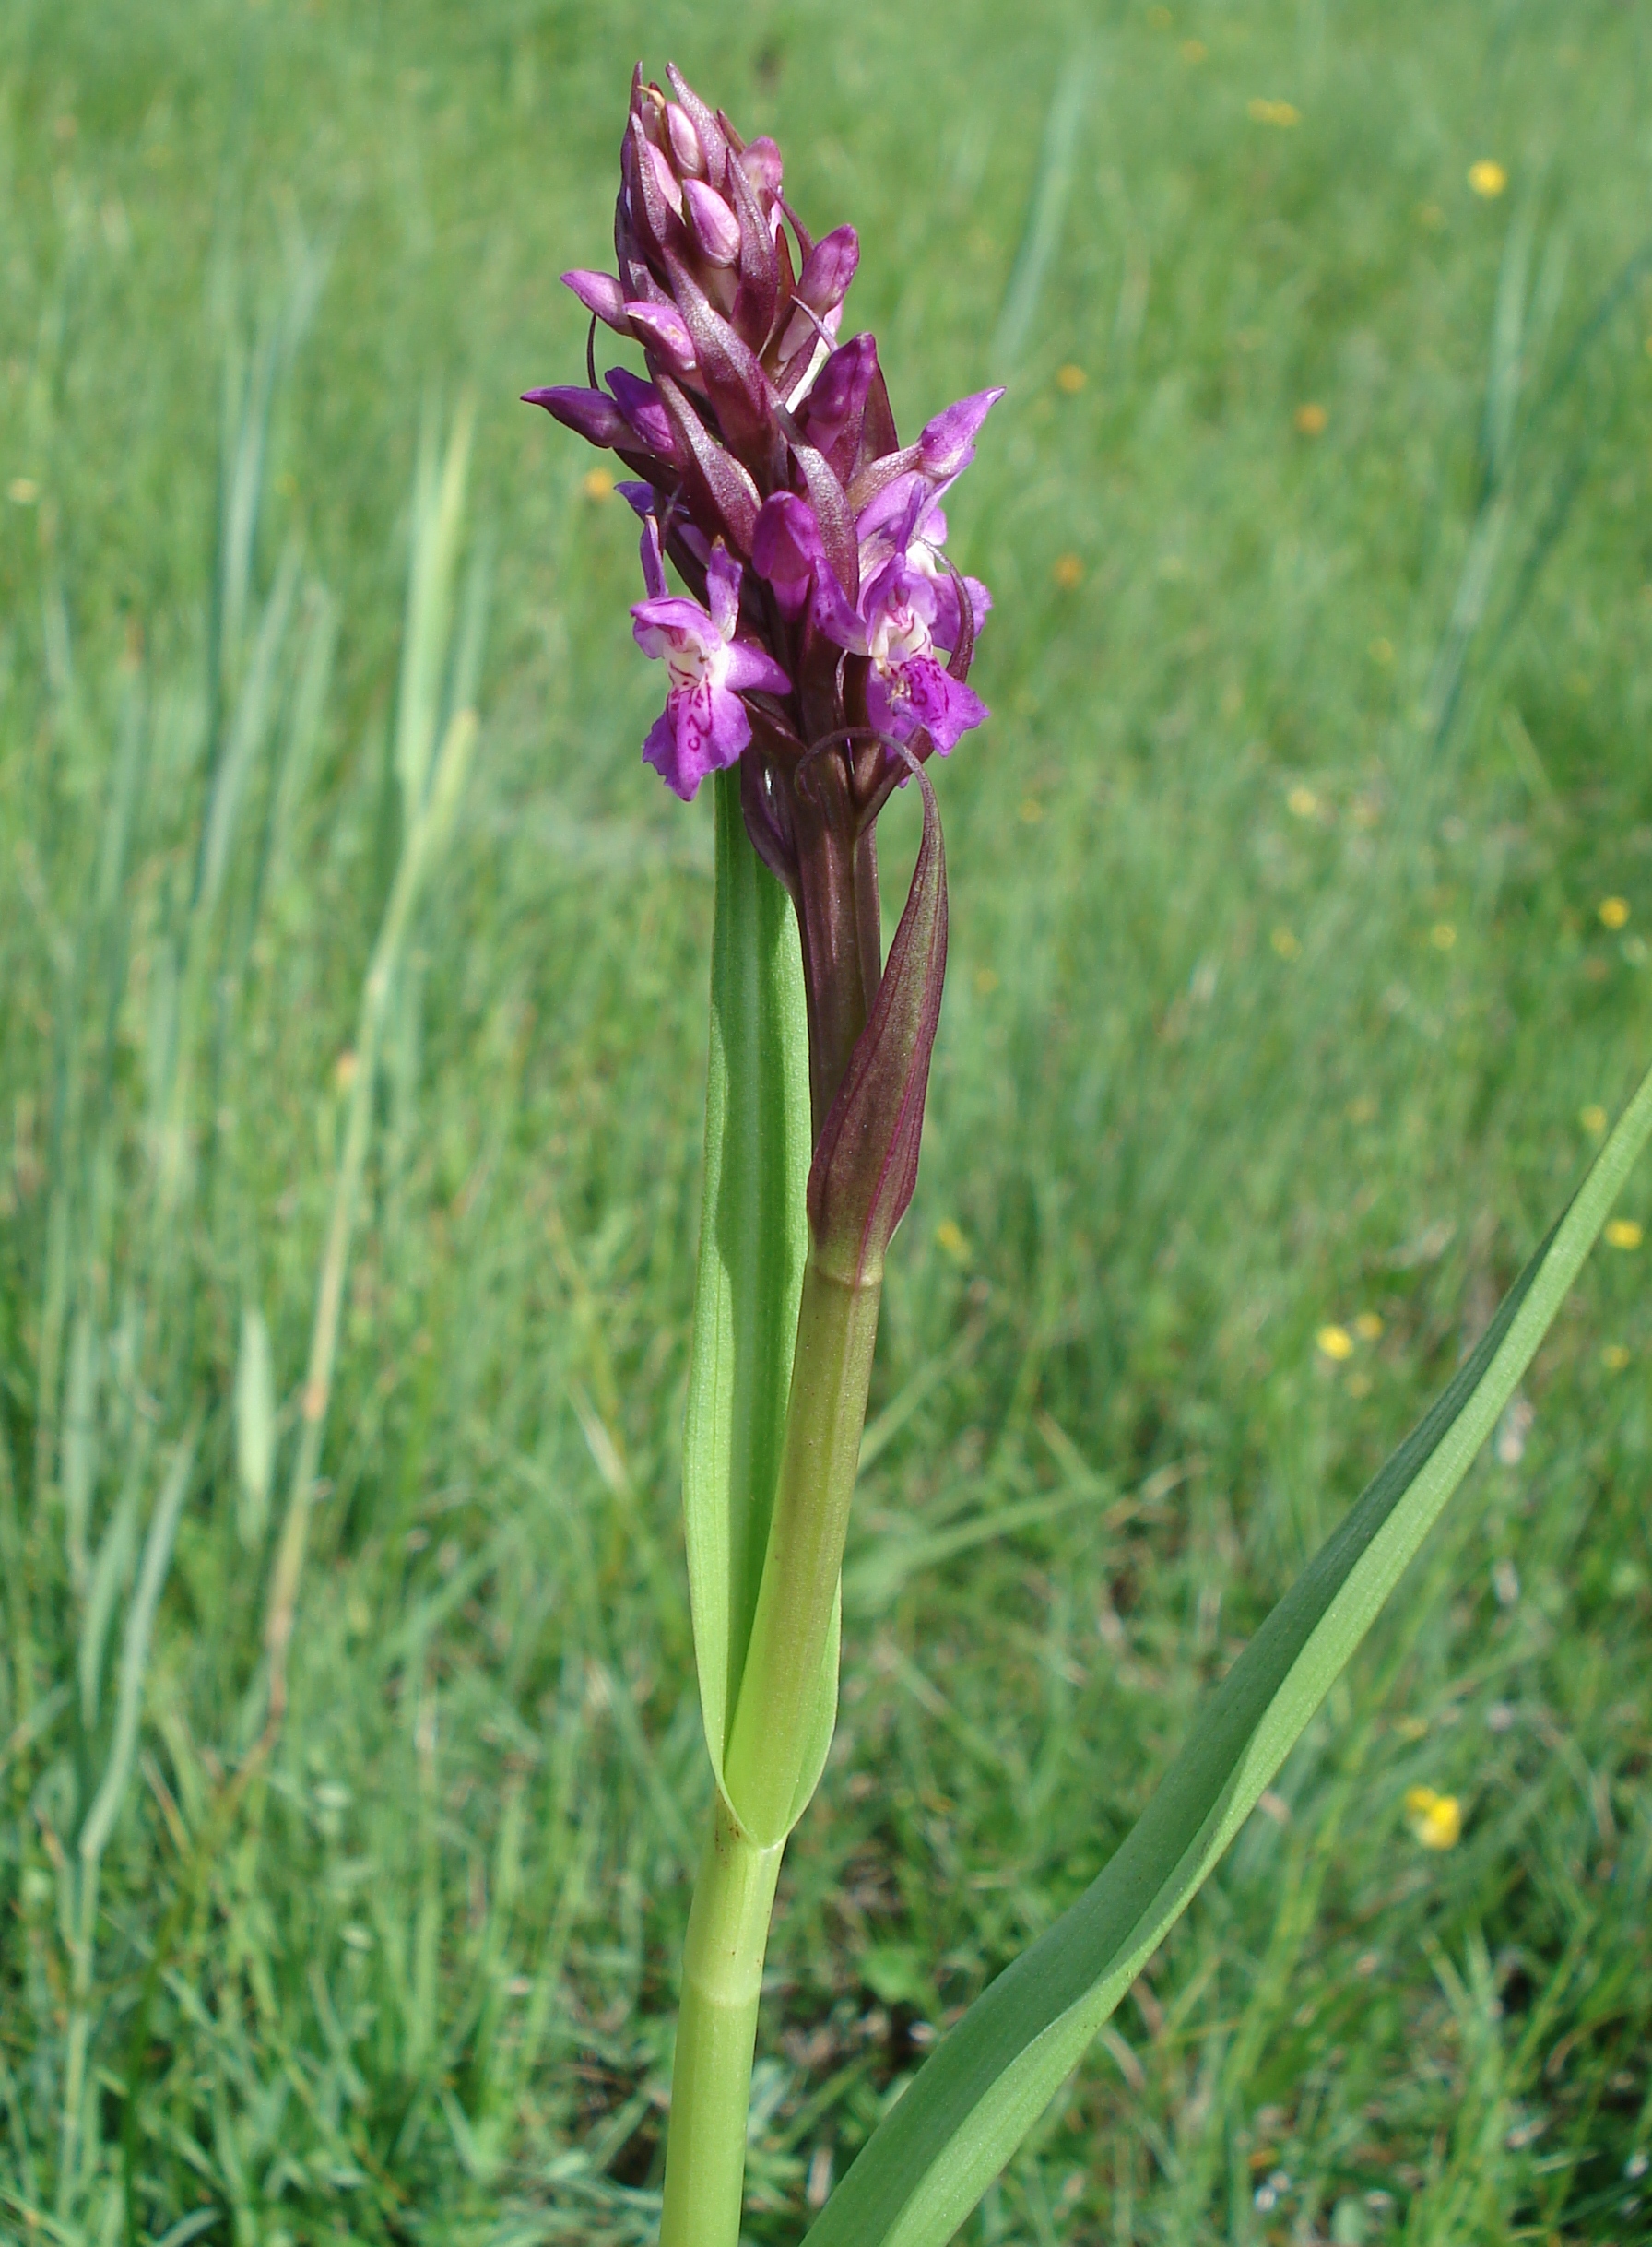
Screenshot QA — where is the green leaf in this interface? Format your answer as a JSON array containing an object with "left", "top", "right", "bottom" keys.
[
  {"left": 682, "top": 770, "right": 814, "bottom": 1796},
  {"left": 809, "top": 1057, "right": 1652, "bottom": 2247}
]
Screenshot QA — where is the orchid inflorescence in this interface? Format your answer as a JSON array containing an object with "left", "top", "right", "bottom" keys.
[{"left": 525, "top": 60, "right": 1000, "bottom": 1133}]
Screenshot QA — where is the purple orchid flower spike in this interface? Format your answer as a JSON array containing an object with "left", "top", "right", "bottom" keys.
[
  {"left": 631, "top": 526, "right": 790, "bottom": 801},
  {"left": 525, "top": 56, "right": 1004, "bottom": 1137}
]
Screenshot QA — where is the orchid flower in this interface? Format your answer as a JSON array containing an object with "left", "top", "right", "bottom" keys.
[
  {"left": 749, "top": 423, "right": 999, "bottom": 759},
  {"left": 631, "top": 526, "right": 789, "bottom": 800}
]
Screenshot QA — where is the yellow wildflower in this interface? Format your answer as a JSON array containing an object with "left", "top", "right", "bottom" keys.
[
  {"left": 1404, "top": 1785, "right": 1462, "bottom": 1849},
  {"left": 1430, "top": 922, "right": 1457, "bottom": 950},
  {"left": 1287, "top": 786, "right": 1319, "bottom": 818},
  {"left": 1604, "top": 1218, "right": 1643, "bottom": 1250},
  {"left": 935, "top": 1220, "right": 971, "bottom": 1266},
  {"left": 1316, "top": 1324, "right": 1354, "bottom": 1362},
  {"left": 1354, "top": 1311, "right": 1384, "bottom": 1342},
  {"left": 1468, "top": 160, "right": 1507, "bottom": 198},
  {"left": 1249, "top": 98, "right": 1301, "bottom": 127},
  {"left": 1294, "top": 402, "right": 1328, "bottom": 434},
  {"left": 1580, "top": 1105, "right": 1608, "bottom": 1137},
  {"left": 1602, "top": 1343, "right": 1632, "bottom": 1372},
  {"left": 1056, "top": 363, "right": 1087, "bottom": 395},
  {"left": 1053, "top": 553, "right": 1084, "bottom": 589},
  {"left": 1271, "top": 927, "right": 1301, "bottom": 959},
  {"left": 1599, "top": 896, "right": 1630, "bottom": 930},
  {"left": 582, "top": 467, "right": 615, "bottom": 501}
]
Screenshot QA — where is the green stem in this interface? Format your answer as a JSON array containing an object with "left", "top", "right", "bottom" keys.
[
  {"left": 724, "top": 1251, "right": 882, "bottom": 1845},
  {"left": 660, "top": 1250, "right": 880, "bottom": 2238},
  {"left": 658, "top": 1793, "right": 785, "bottom": 2247}
]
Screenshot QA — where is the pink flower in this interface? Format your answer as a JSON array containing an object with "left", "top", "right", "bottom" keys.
[
  {"left": 859, "top": 556, "right": 987, "bottom": 754},
  {"left": 750, "top": 404, "right": 997, "bottom": 763},
  {"left": 631, "top": 531, "right": 790, "bottom": 800}
]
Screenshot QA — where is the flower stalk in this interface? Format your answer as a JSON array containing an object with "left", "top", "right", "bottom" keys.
[{"left": 525, "top": 61, "right": 991, "bottom": 2238}]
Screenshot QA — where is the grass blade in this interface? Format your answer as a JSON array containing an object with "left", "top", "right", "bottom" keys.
[
  {"left": 809, "top": 1057, "right": 1652, "bottom": 2247},
  {"left": 233, "top": 1301, "right": 277, "bottom": 1550},
  {"left": 991, "top": 48, "right": 1096, "bottom": 367}
]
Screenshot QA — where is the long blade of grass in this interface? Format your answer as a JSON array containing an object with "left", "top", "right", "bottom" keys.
[
  {"left": 809, "top": 1056, "right": 1652, "bottom": 2247},
  {"left": 991, "top": 47, "right": 1096, "bottom": 367}
]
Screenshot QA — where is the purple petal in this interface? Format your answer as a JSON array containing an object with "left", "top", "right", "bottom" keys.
[
  {"left": 860, "top": 552, "right": 938, "bottom": 633},
  {"left": 631, "top": 594, "right": 718, "bottom": 649},
  {"left": 642, "top": 681, "right": 750, "bottom": 801},
  {"left": 625, "top": 300, "right": 697, "bottom": 374},
  {"left": 642, "top": 705, "right": 697, "bottom": 800},
  {"left": 751, "top": 493, "right": 863, "bottom": 645},
  {"left": 796, "top": 334, "right": 877, "bottom": 466},
  {"left": 617, "top": 479, "right": 657, "bottom": 519},
  {"left": 854, "top": 468, "right": 926, "bottom": 550},
  {"left": 705, "top": 542, "right": 742, "bottom": 640},
  {"left": 637, "top": 515, "right": 668, "bottom": 599},
  {"left": 917, "top": 387, "right": 1006, "bottom": 482},
  {"left": 560, "top": 269, "right": 631, "bottom": 332},
  {"left": 796, "top": 225, "right": 859, "bottom": 313},
  {"left": 869, "top": 656, "right": 988, "bottom": 754},
  {"left": 605, "top": 366, "right": 678, "bottom": 458},
  {"left": 926, "top": 570, "right": 992, "bottom": 653},
  {"left": 724, "top": 639, "right": 792, "bottom": 694},
  {"left": 684, "top": 178, "right": 742, "bottom": 266},
  {"left": 749, "top": 494, "right": 813, "bottom": 621},
  {"left": 522, "top": 385, "right": 631, "bottom": 449}
]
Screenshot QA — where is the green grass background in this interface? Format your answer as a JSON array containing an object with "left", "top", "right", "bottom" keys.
[{"left": 3, "top": 0, "right": 1651, "bottom": 2241}]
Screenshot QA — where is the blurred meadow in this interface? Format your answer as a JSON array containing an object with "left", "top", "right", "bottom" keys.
[{"left": 3, "top": 0, "right": 1652, "bottom": 2241}]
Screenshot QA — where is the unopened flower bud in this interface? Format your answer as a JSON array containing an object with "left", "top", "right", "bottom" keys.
[
  {"left": 796, "top": 226, "right": 859, "bottom": 315},
  {"left": 606, "top": 365, "right": 680, "bottom": 458},
  {"left": 740, "top": 136, "right": 784, "bottom": 200},
  {"left": 521, "top": 384, "right": 631, "bottom": 449},
  {"left": 666, "top": 101, "right": 705, "bottom": 178},
  {"left": 626, "top": 300, "right": 698, "bottom": 375},
  {"left": 561, "top": 268, "right": 631, "bottom": 332},
  {"left": 684, "top": 178, "right": 743, "bottom": 267}
]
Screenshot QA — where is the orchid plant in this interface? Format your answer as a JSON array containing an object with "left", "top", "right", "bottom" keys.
[{"left": 526, "top": 64, "right": 1652, "bottom": 2247}]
